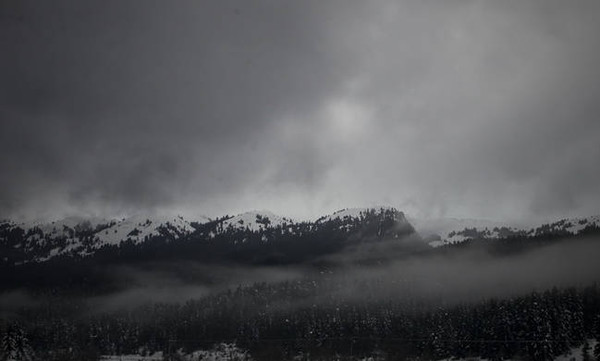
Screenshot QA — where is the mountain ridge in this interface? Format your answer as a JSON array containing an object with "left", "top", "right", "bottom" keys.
[
  {"left": 0, "top": 207, "right": 420, "bottom": 266},
  {"left": 411, "top": 214, "right": 600, "bottom": 247},
  {"left": 2, "top": 207, "right": 600, "bottom": 265}
]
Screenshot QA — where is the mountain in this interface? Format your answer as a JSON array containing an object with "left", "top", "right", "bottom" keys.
[
  {"left": 218, "top": 210, "right": 293, "bottom": 233},
  {"left": 316, "top": 206, "right": 416, "bottom": 240},
  {"left": 0, "top": 207, "right": 422, "bottom": 266},
  {"left": 0, "top": 207, "right": 429, "bottom": 293},
  {"left": 4, "top": 207, "right": 598, "bottom": 267},
  {"left": 410, "top": 215, "right": 600, "bottom": 247},
  {"left": 4, "top": 209, "right": 600, "bottom": 361},
  {"left": 177, "top": 206, "right": 423, "bottom": 265},
  {"left": 0, "top": 214, "right": 205, "bottom": 264}
]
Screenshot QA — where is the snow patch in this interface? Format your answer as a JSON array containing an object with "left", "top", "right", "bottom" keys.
[
  {"left": 411, "top": 215, "right": 600, "bottom": 247},
  {"left": 219, "top": 210, "right": 293, "bottom": 232},
  {"left": 101, "top": 343, "right": 252, "bottom": 361},
  {"left": 317, "top": 206, "right": 400, "bottom": 223}
]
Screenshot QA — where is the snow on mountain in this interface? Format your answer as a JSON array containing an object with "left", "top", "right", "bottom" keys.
[
  {"left": 538, "top": 215, "right": 600, "bottom": 234},
  {"left": 0, "top": 219, "right": 18, "bottom": 231},
  {"left": 0, "top": 220, "right": 19, "bottom": 248},
  {"left": 93, "top": 214, "right": 202, "bottom": 246},
  {"left": 410, "top": 215, "right": 600, "bottom": 247},
  {"left": 14, "top": 213, "right": 209, "bottom": 261},
  {"left": 219, "top": 210, "right": 294, "bottom": 232},
  {"left": 316, "top": 206, "right": 401, "bottom": 223},
  {"left": 25, "top": 216, "right": 110, "bottom": 239},
  {"left": 6, "top": 207, "right": 599, "bottom": 262},
  {"left": 408, "top": 217, "right": 512, "bottom": 247}
]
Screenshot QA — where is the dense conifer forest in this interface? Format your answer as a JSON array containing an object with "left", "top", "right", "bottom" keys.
[
  {"left": 1, "top": 230, "right": 599, "bottom": 359},
  {"left": 2, "top": 280, "right": 600, "bottom": 360}
]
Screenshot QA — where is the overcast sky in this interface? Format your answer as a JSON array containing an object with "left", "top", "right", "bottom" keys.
[{"left": 2, "top": 0, "right": 600, "bottom": 222}]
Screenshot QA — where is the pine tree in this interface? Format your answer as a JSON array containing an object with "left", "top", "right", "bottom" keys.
[
  {"left": 581, "top": 340, "right": 591, "bottom": 361},
  {"left": 0, "top": 327, "right": 16, "bottom": 361},
  {"left": 1, "top": 325, "right": 33, "bottom": 361},
  {"left": 594, "top": 315, "right": 600, "bottom": 361}
]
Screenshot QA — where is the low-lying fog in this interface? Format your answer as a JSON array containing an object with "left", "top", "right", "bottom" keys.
[{"left": 2, "top": 235, "right": 600, "bottom": 315}]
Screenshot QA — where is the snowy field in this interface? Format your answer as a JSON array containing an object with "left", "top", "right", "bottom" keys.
[
  {"left": 101, "top": 353, "right": 163, "bottom": 361},
  {"left": 101, "top": 343, "right": 251, "bottom": 360},
  {"left": 100, "top": 340, "right": 598, "bottom": 361}
]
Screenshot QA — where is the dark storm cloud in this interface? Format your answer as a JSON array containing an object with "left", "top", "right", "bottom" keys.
[
  {"left": 1, "top": 0, "right": 600, "bottom": 220},
  {"left": 0, "top": 0, "right": 363, "bottom": 218}
]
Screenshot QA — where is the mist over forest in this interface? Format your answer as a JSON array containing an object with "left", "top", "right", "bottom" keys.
[{"left": 2, "top": 215, "right": 600, "bottom": 360}]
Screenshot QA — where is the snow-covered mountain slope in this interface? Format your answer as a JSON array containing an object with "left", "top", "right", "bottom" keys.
[
  {"left": 3, "top": 207, "right": 423, "bottom": 264},
  {"left": 218, "top": 210, "right": 294, "bottom": 232},
  {"left": 0, "top": 219, "right": 18, "bottom": 231},
  {"left": 536, "top": 215, "right": 600, "bottom": 235},
  {"left": 5, "top": 214, "right": 208, "bottom": 262},
  {"left": 317, "top": 206, "right": 398, "bottom": 223},
  {"left": 409, "top": 217, "right": 514, "bottom": 247},
  {"left": 21, "top": 216, "right": 109, "bottom": 236},
  {"left": 410, "top": 215, "right": 600, "bottom": 247},
  {"left": 93, "top": 214, "right": 203, "bottom": 246},
  {"left": 5, "top": 206, "right": 598, "bottom": 263}
]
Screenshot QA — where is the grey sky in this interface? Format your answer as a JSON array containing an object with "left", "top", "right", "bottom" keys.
[{"left": 1, "top": 0, "right": 600, "bottom": 221}]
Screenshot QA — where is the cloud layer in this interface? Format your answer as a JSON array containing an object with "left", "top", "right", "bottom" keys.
[{"left": 2, "top": 0, "right": 600, "bottom": 221}]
